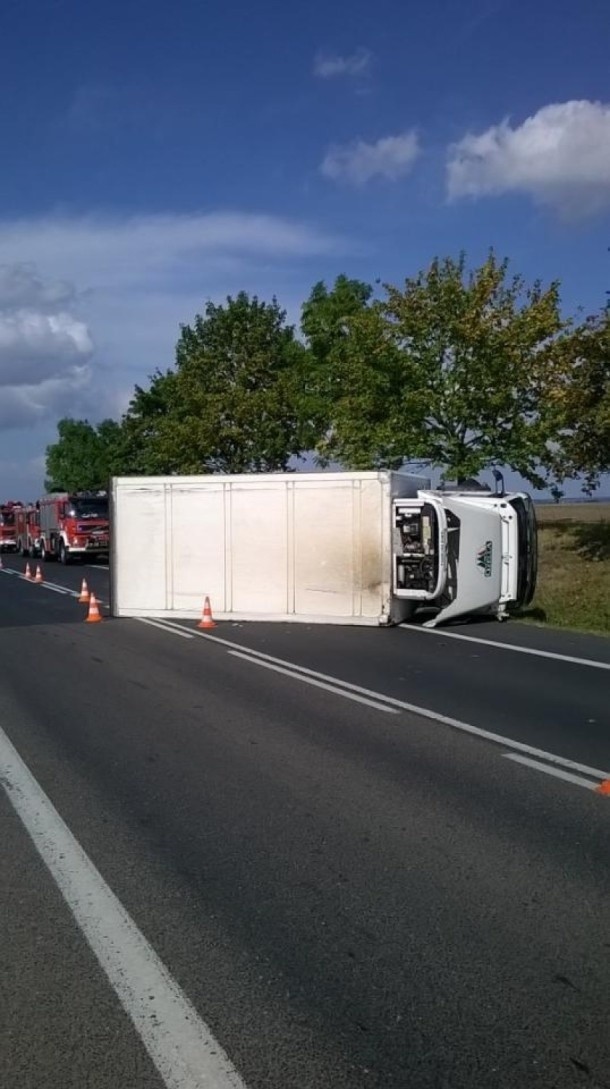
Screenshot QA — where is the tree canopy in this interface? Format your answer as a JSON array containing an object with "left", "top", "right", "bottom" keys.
[
  {"left": 305, "top": 254, "right": 578, "bottom": 487},
  {"left": 544, "top": 309, "right": 610, "bottom": 493},
  {"left": 45, "top": 418, "right": 123, "bottom": 492},
  {"left": 166, "top": 292, "right": 308, "bottom": 473},
  {"left": 44, "top": 257, "right": 610, "bottom": 496}
]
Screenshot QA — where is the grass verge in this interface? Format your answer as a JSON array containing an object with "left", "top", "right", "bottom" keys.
[{"left": 517, "top": 503, "right": 609, "bottom": 636}]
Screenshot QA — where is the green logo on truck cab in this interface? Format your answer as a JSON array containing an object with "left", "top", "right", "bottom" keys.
[{"left": 476, "top": 541, "right": 493, "bottom": 577}]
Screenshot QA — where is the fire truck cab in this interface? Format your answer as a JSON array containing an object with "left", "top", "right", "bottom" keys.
[
  {"left": 15, "top": 504, "right": 41, "bottom": 557},
  {"left": 37, "top": 492, "right": 109, "bottom": 564},
  {"left": 0, "top": 501, "right": 22, "bottom": 553}
]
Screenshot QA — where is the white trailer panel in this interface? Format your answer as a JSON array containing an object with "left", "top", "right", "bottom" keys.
[{"left": 110, "top": 471, "right": 428, "bottom": 624}]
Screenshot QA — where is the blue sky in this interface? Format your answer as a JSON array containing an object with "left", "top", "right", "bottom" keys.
[{"left": 1, "top": 0, "right": 609, "bottom": 497}]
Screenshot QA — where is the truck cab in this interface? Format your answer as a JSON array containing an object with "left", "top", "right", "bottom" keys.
[
  {"left": 15, "top": 505, "right": 40, "bottom": 557},
  {"left": 37, "top": 492, "right": 110, "bottom": 564},
  {"left": 0, "top": 501, "right": 22, "bottom": 553},
  {"left": 392, "top": 482, "right": 537, "bottom": 626}
]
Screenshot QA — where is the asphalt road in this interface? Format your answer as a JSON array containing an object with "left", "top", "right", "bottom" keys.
[{"left": 1, "top": 555, "right": 609, "bottom": 1089}]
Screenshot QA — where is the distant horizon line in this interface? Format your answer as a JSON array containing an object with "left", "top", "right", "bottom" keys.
[{"left": 535, "top": 496, "right": 609, "bottom": 504}]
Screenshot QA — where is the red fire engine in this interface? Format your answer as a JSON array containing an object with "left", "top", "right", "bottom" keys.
[
  {"left": 15, "top": 504, "right": 40, "bottom": 556},
  {"left": 37, "top": 492, "right": 110, "bottom": 564},
  {"left": 0, "top": 501, "right": 22, "bottom": 553}
]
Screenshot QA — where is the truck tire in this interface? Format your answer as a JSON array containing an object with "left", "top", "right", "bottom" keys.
[
  {"left": 59, "top": 540, "right": 70, "bottom": 565},
  {"left": 39, "top": 540, "right": 46, "bottom": 562}
]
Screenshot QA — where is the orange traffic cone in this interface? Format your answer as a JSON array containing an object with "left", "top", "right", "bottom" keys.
[
  {"left": 85, "top": 591, "right": 103, "bottom": 623},
  {"left": 24, "top": 562, "right": 32, "bottom": 580},
  {"left": 596, "top": 780, "right": 610, "bottom": 796},
  {"left": 34, "top": 565, "right": 43, "bottom": 584},
  {"left": 197, "top": 595, "right": 216, "bottom": 630},
  {"left": 78, "top": 578, "right": 90, "bottom": 604}
]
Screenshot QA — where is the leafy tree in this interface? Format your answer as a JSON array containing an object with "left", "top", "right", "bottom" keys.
[
  {"left": 301, "top": 275, "right": 373, "bottom": 362},
  {"left": 546, "top": 309, "right": 610, "bottom": 493},
  {"left": 149, "top": 292, "right": 309, "bottom": 473},
  {"left": 300, "top": 275, "right": 373, "bottom": 449},
  {"left": 44, "top": 293, "right": 311, "bottom": 485},
  {"left": 310, "top": 253, "right": 584, "bottom": 487},
  {"left": 45, "top": 418, "right": 123, "bottom": 492},
  {"left": 43, "top": 263, "right": 608, "bottom": 494},
  {"left": 118, "top": 369, "right": 178, "bottom": 474}
]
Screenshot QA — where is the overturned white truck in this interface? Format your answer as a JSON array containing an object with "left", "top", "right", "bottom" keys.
[{"left": 109, "top": 470, "right": 537, "bottom": 627}]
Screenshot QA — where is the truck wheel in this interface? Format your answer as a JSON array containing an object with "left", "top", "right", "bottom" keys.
[
  {"left": 59, "top": 541, "right": 70, "bottom": 565},
  {"left": 39, "top": 541, "right": 46, "bottom": 562}
]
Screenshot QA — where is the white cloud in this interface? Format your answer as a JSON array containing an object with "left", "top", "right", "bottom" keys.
[
  {"left": 0, "top": 370, "right": 92, "bottom": 431},
  {"left": 0, "top": 263, "right": 76, "bottom": 310},
  {"left": 0, "top": 310, "right": 92, "bottom": 387},
  {"left": 447, "top": 99, "right": 610, "bottom": 216},
  {"left": 0, "top": 212, "right": 340, "bottom": 291},
  {"left": 0, "top": 210, "right": 342, "bottom": 491},
  {"left": 313, "top": 48, "right": 372, "bottom": 79},
  {"left": 321, "top": 131, "right": 420, "bottom": 186},
  {"left": 0, "top": 264, "right": 93, "bottom": 428}
]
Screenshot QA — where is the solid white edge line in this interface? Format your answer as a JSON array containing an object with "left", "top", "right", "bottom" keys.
[
  {"left": 26, "top": 578, "right": 82, "bottom": 598},
  {"left": 40, "top": 580, "right": 77, "bottom": 595},
  {"left": 137, "top": 618, "right": 194, "bottom": 640},
  {"left": 1, "top": 567, "right": 78, "bottom": 596},
  {"left": 229, "top": 650, "right": 398, "bottom": 713},
  {"left": 403, "top": 624, "right": 610, "bottom": 671},
  {"left": 33, "top": 580, "right": 108, "bottom": 607},
  {"left": 154, "top": 621, "right": 610, "bottom": 783},
  {"left": 15, "top": 575, "right": 72, "bottom": 595},
  {"left": 504, "top": 753, "right": 601, "bottom": 791},
  {"left": 0, "top": 726, "right": 248, "bottom": 1089}
]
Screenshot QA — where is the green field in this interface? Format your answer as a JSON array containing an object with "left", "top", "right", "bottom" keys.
[{"left": 518, "top": 502, "right": 610, "bottom": 636}]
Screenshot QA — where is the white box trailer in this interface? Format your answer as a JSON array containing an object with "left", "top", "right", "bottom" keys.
[
  {"left": 109, "top": 471, "right": 537, "bottom": 626},
  {"left": 110, "top": 471, "right": 429, "bottom": 625}
]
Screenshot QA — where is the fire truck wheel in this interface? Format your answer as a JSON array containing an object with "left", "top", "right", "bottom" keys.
[{"left": 59, "top": 541, "right": 70, "bottom": 565}]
